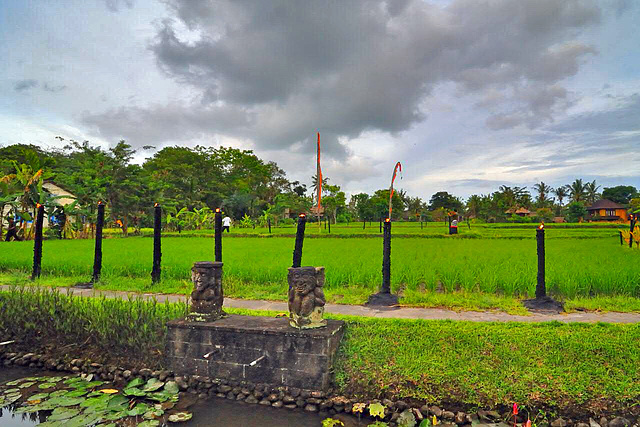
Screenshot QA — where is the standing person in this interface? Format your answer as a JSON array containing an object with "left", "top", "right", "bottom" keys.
[
  {"left": 222, "top": 215, "right": 232, "bottom": 233},
  {"left": 5, "top": 217, "right": 23, "bottom": 241}
]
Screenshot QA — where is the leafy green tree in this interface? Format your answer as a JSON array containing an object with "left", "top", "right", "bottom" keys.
[
  {"left": 569, "top": 179, "right": 586, "bottom": 202},
  {"left": 533, "top": 182, "right": 552, "bottom": 207},
  {"left": 321, "top": 184, "right": 346, "bottom": 223},
  {"left": 602, "top": 185, "right": 637, "bottom": 205},
  {"left": 585, "top": 180, "right": 601, "bottom": 204},
  {"left": 565, "top": 201, "right": 587, "bottom": 223},
  {"left": 428, "top": 191, "right": 463, "bottom": 212}
]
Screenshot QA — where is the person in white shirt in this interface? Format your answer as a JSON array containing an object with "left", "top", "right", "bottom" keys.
[{"left": 222, "top": 216, "right": 232, "bottom": 233}]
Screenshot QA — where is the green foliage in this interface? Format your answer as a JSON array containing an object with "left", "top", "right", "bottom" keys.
[
  {"left": 602, "top": 185, "right": 637, "bottom": 205},
  {"left": 322, "top": 418, "right": 345, "bottom": 427},
  {"left": 0, "top": 287, "right": 187, "bottom": 366},
  {"left": 565, "top": 202, "right": 587, "bottom": 223}
]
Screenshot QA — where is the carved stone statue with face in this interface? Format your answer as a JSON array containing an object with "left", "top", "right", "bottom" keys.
[
  {"left": 188, "top": 261, "right": 225, "bottom": 322},
  {"left": 288, "top": 266, "right": 326, "bottom": 329}
]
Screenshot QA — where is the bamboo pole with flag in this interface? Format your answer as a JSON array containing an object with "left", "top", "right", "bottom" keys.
[
  {"left": 316, "top": 132, "right": 322, "bottom": 231},
  {"left": 388, "top": 162, "right": 402, "bottom": 220}
]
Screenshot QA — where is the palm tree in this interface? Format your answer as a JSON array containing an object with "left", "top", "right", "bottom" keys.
[
  {"left": 533, "top": 182, "right": 552, "bottom": 206},
  {"left": 310, "top": 174, "right": 329, "bottom": 205},
  {"left": 553, "top": 186, "right": 568, "bottom": 207},
  {"left": 585, "top": 180, "right": 601, "bottom": 204},
  {"left": 569, "top": 179, "right": 586, "bottom": 202}
]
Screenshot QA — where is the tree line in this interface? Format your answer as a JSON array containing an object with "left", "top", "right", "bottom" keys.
[{"left": 1, "top": 141, "right": 638, "bottom": 239}]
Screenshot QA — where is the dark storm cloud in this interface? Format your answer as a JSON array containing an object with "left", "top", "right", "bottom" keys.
[
  {"left": 84, "top": 0, "right": 602, "bottom": 156},
  {"left": 14, "top": 79, "right": 38, "bottom": 91}
]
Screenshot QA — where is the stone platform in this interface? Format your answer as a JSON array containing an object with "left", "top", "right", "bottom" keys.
[{"left": 166, "top": 315, "right": 345, "bottom": 390}]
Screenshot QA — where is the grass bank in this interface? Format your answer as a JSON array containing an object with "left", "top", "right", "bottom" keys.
[{"left": 1, "top": 287, "right": 638, "bottom": 416}]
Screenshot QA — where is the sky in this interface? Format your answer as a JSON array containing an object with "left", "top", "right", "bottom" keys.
[{"left": 1, "top": 0, "right": 639, "bottom": 201}]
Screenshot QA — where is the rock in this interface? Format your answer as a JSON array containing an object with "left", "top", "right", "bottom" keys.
[
  {"left": 413, "top": 408, "right": 424, "bottom": 421},
  {"left": 267, "top": 393, "right": 279, "bottom": 402},
  {"left": 198, "top": 393, "right": 207, "bottom": 399},
  {"left": 226, "top": 392, "right": 235, "bottom": 400},
  {"left": 296, "top": 399, "right": 306, "bottom": 408},
  {"left": 305, "top": 404, "right": 318, "bottom": 412},
  {"left": 285, "top": 404, "right": 297, "bottom": 410},
  {"left": 272, "top": 401, "right": 284, "bottom": 408},
  {"left": 395, "top": 400, "right": 409, "bottom": 411},
  {"left": 577, "top": 423, "right": 590, "bottom": 427},
  {"left": 552, "top": 418, "right": 568, "bottom": 427},
  {"left": 175, "top": 376, "right": 189, "bottom": 391},
  {"left": 236, "top": 393, "right": 245, "bottom": 401},
  {"left": 600, "top": 418, "right": 609, "bottom": 427},
  {"left": 306, "top": 398, "right": 322, "bottom": 405},
  {"left": 139, "top": 368, "right": 152, "bottom": 377},
  {"left": 609, "top": 418, "right": 630, "bottom": 427},
  {"left": 311, "top": 391, "right": 325, "bottom": 398},
  {"left": 122, "top": 370, "right": 132, "bottom": 379},
  {"left": 443, "top": 411, "right": 456, "bottom": 421},
  {"left": 455, "top": 412, "right": 468, "bottom": 425},
  {"left": 218, "top": 385, "right": 232, "bottom": 393},
  {"left": 283, "top": 395, "right": 296, "bottom": 404},
  {"left": 245, "top": 395, "right": 258, "bottom": 404},
  {"left": 430, "top": 406, "right": 443, "bottom": 417},
  {"left": 290, "top": 388, "right": 301, "bottom": 398}
]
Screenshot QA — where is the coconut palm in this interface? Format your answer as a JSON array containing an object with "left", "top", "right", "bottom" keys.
[
  {"left": 310, "top": 174, "right": 329, "bottom": 205},
  {"left": 533, "top": 182, "right": 552, "bottom": 206},
  {"left": 585, "top": 180, "right": 601, "bottom": 204},
  {"left": 569, "top": 179, "right": 586, "bottom": 202},
  {"left": 553, "top": 186, "right": 569, "bottom": 207}
]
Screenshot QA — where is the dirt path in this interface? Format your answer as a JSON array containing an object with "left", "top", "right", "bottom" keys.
[{"left": 3, "top": 285, "right": 640, "bottom": 323}]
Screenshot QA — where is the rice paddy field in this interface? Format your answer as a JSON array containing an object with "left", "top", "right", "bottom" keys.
[{"left": 1, "top": 224, "right": 639, "bottom": 313}]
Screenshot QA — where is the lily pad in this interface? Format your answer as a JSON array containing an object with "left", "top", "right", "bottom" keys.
[
  {"left": 143, "top": 407, "right": 164, "bottom": 419},
  {"left": 65, "top": 389, "right": 89, "bottom": 398},
  {"left": 47, "top": 396, "right": 85, "bottom": 407},
  {"left": 106, "top": 394, "right": 129, "bottom": 411},
  {"left": 127, "top": 402, "right": 151, "bottom": 416},
  {"left": 142, "top": 378, "right": 165, "bottom": 392},
  {"left": 126, "top": 378, "right": 145, "bottom": 388},
  {"left": 48, "top": 407, "right": 81, "bottom": 421},
  {"left": 138, "top": 421, "right": 160, "bottom": 427},
  {"left": 164, "top": 381, "right": 179, "bottom": 395},
  {"left": 6, "top": 379, "right": 23, "bottom": 386},
  {"left": 49, "top": 390, "right": 70, "bottom": 398},
  {"left": 123, "top": 387, "right": 147, "bottom": 397},
  {"left": 28, "top": 392, "right": 50, "bottom": 401},
  {"left": 168, "top": 412, "right": 193, "bottom": 422},
  {"left": 19, "top": 381, "right": 36, "bottom": 388},
  {"left": 38, "top": 382, "right": 57, "bottom": 389},
  {"left": 5, "top": 387, "right": 20, "bottom": 394},
  {"left": 103, "top": 410, "right": 128, "bottom": 421}
]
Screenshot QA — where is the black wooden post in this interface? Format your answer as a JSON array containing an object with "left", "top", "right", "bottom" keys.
[
  {"left": 379, "top": 217, "right": 382, "bottom": 233},
  {"left": 629, "top": 214, "right": 635, "bottom": 249},
  {"left": 324, "top": 217, "right": 327, "bottom": 230},
  {"left": 292, "top": 213, "right": 306, "bottom": 268},
  {"left": 328, "top": 217, "right": 331, "bottom": 233},
  {"left": 363, "top": 219, "right": 365, "bottom": 230},
  {"left": 382, "top": 219, "right": 391, "bottom": 293},
  {"left": 535, "top": 224, "right": 546, "bottom": 298},
  {"left": 31, "top": 203, "right": 45, "bottom": 280},
  {"left": 92, "top": 202, "right": 105, "bottom": 283},
  {"left": 151, "top": 203, "right": 162, "bottom": 284},
  {"left": 421, "top": 219, "right": 423, "bottom": 230},
  {"left": 268, "top": 218, "right": 271, "bottom": 234},
  {"left": 620, "top": 230, "right": 624, "bottom": 246},
  {"left": 215, "top": 208, "right": 222, "bottom": 262}
]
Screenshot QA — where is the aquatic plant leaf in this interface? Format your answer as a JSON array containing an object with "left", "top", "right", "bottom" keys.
[
  {"left": 126, "top": 378, "right": 145, "bottom": 388},
  {"left": 48, "top": 407, "right": 81, "bottom": 421},
  {"left": 5, "top": 388, "right": 20, "bottom": 393},
  {"left": 168, "top": 412, "right": 193, "bottom": 422},
  {"left": 163, "top": 381, "right": 179, "bottom": 395},
  {"left": 19, "top": 381, "right": 36, "bottom": 388},
  {"left": 65, "top": 389, "right": 89, "bottom": 398},
  {"left": 38, "top": 383, "right": 57, "bottom": 389},
  {"left": 123, "top": 387, "right": 147, "bottom": 397},
  {"left": 127, "top": 402, "right": 150, "bottom": 416},
  {"left": 28, "top": 392, "right": 50, "bottom": 401},
  {"left": 80, "top": 394, "right": 111, "bottom": 408},
  {"left": 156, "top": 401, "right": 175, "bottom": 410},
  {"left": 142, "top": 378, "right": 165, "bottom": 392},
  {"left": 321, "top": 419, "right": 345, "bottom": 427},
  {"left": 65, "top": 413, "right": 103, "bottom": 427},
  {"left": 138, "top": 421, "right": 160, "bottom": 427},
  {"left": 49, "top": 390, "right": 70, "bottom": 398},
  {"left": 98, "top": 389, "right": 119, "bottom": 394},
  {"left": 144, "top": 407, "right": 164, "bottom": 419},
  {"left": 6, "top": 379, "right": 22, "bottom": 386},
  {"left": 103, "top": 410, "right": 128, "bottom": 421},
  {"left": 47, "top": 396, "right": 85, "bottom": 407},
  {"left": 106, "top": 394, "right": 129, "bottom": 410}
]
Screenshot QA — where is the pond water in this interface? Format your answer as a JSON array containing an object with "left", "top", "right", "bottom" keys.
[{"left": 0, "top": 367, "right": 360, "bottom": 426}]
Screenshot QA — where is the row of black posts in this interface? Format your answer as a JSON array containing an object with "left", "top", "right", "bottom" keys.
[{"left": 29, "top": 202, "right": 560, "bottom": 311}]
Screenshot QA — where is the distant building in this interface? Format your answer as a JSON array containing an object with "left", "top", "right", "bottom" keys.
[
  {"left": 586, "top": 199, "right": 628, "bottom": 222},
  {"left": 505, "top": 207, "right": 531, "bottom": 217},
  {"left": 2, "top": 181, "right": 75, "bottom": 227}
]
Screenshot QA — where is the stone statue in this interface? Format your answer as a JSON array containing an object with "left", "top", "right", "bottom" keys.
[
  {"left": 288, "top": 266, "right": 326, "bottom": 329},
  {"left": 187, "top": 261, "right": 226, "bottom": 322}
]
